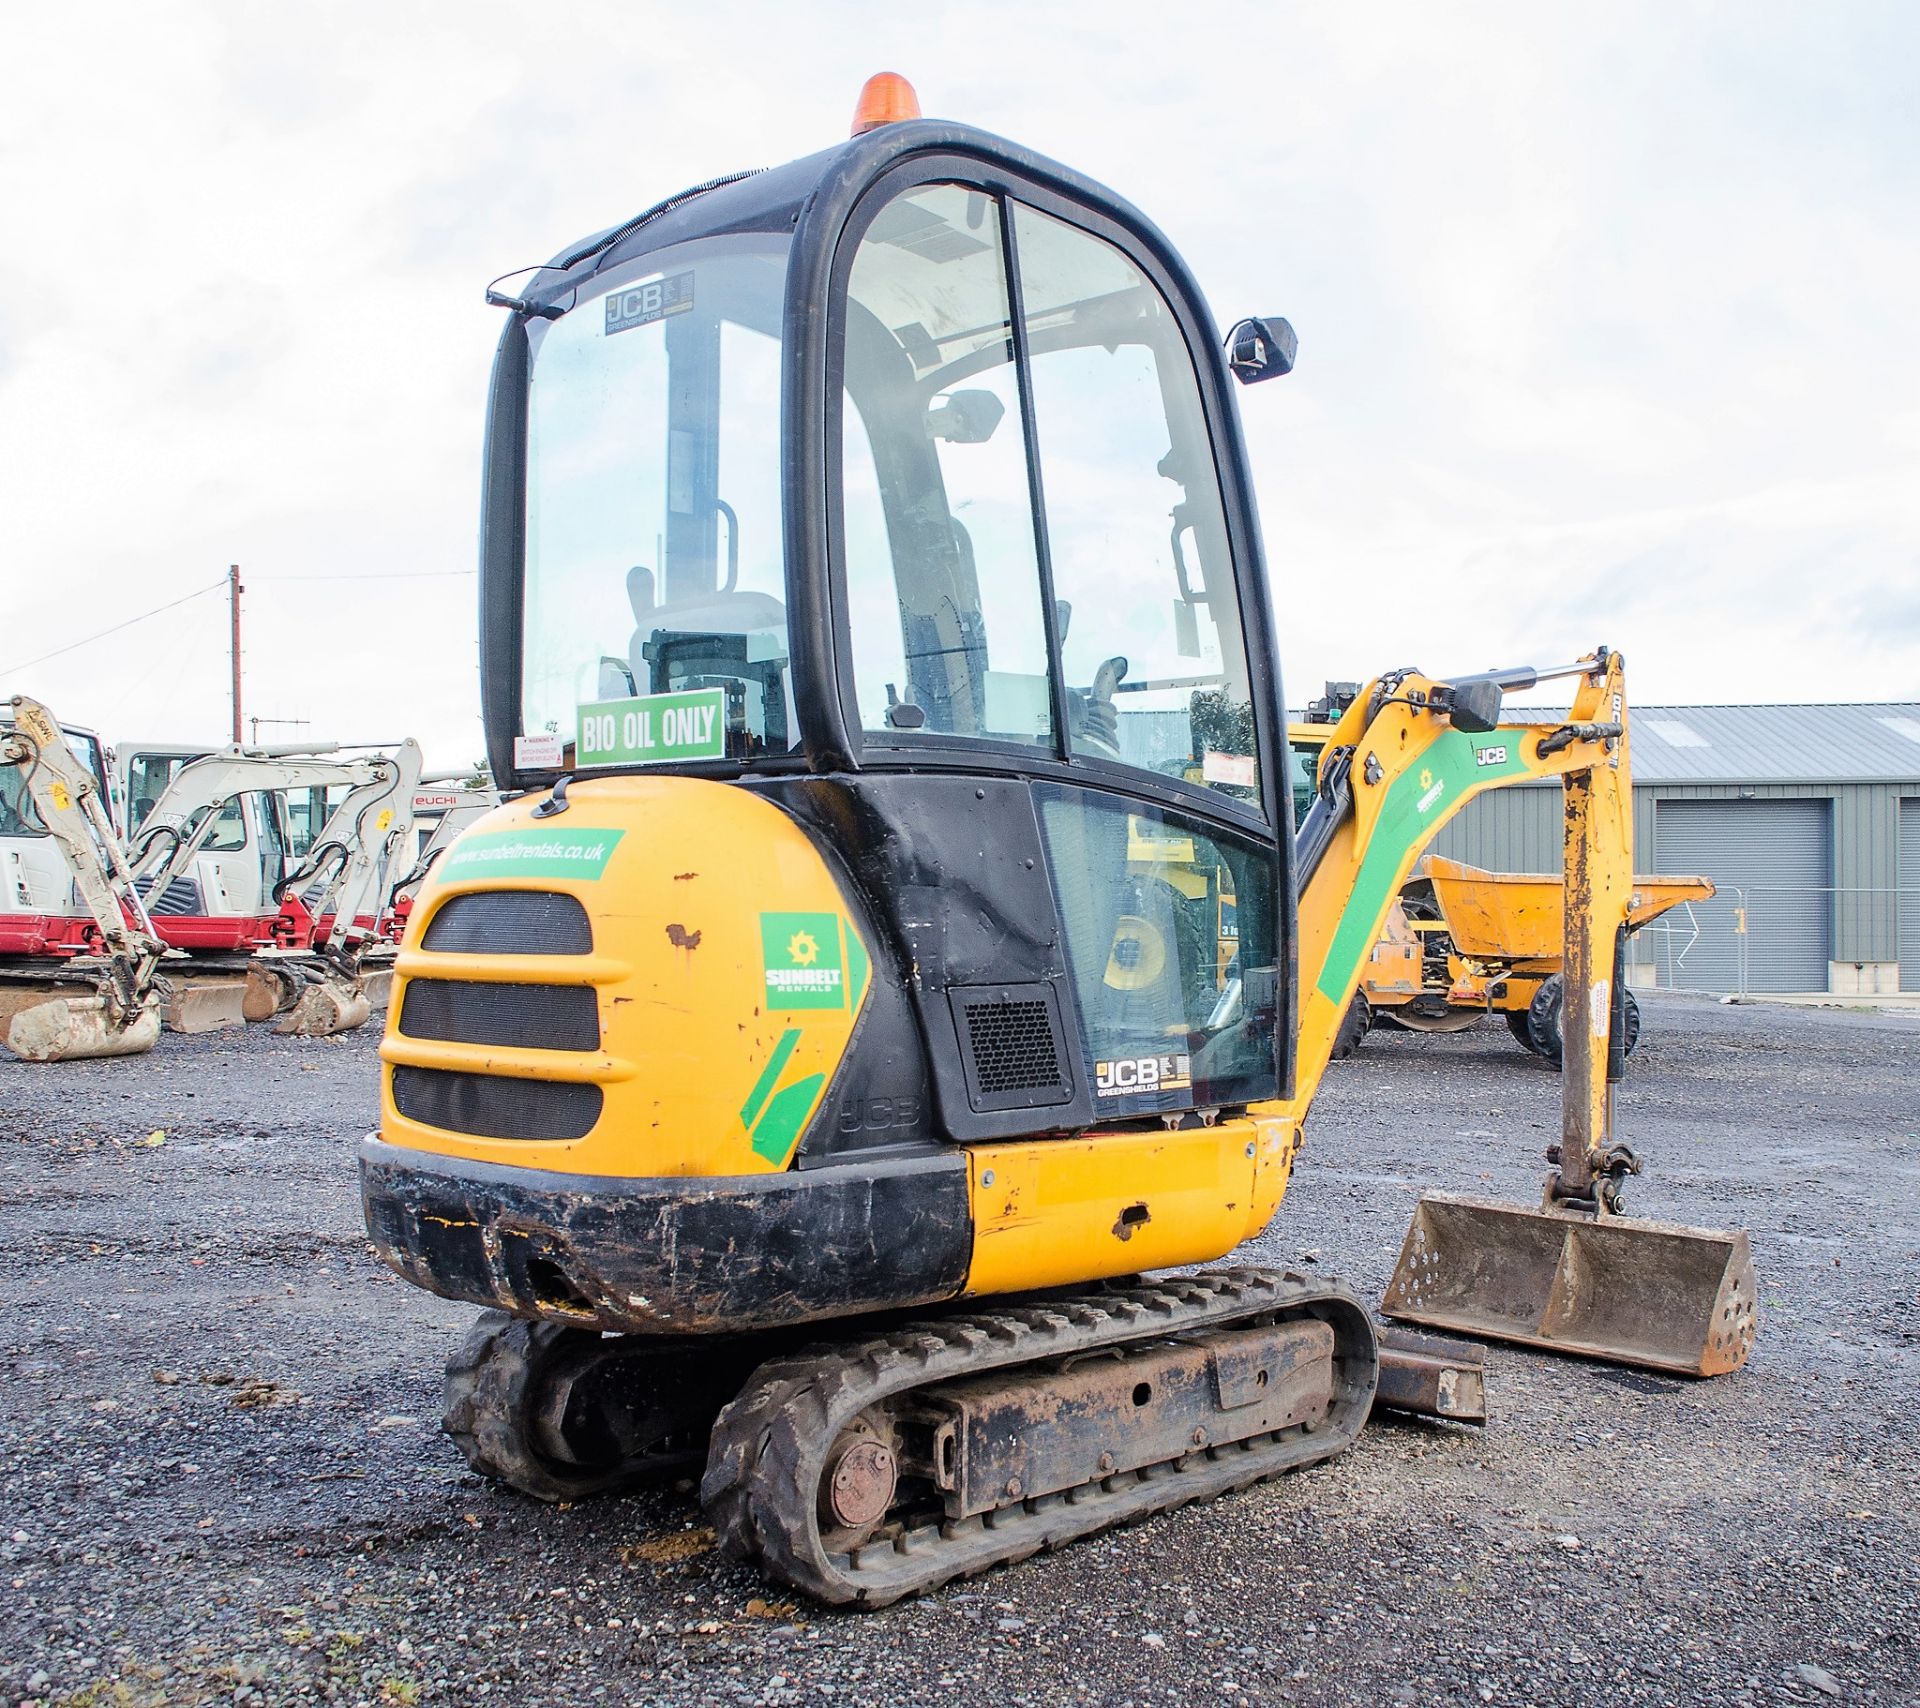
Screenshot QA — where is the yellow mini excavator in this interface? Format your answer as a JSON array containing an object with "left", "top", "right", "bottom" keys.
[{"left": 361, "top": 75, "right": 1755, "bottom": 1606}]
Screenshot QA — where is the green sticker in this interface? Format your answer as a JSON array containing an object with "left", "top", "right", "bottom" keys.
[
  {"left": 739, "top": 1029, "right": 801, "bottom": 1129},
  {"left": 436, "top": 827, "right": 625, "bottom": 883},
  {"left": 577, "top": 689, "right": 727, "bottom": 766},
  {"left": 760, "top": 911, "right": 845, "bottom": 1010},
  {"left": 748, "top": 1073, "right": 825, "bottom": 1165}
]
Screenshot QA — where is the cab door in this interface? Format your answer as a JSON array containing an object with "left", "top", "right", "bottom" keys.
[{"left": 831, "top": 175, "right": 1285, "bottom": 1121}]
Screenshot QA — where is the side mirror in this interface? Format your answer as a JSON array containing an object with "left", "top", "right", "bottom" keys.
[
  {"left": 1225, "top": 316, "right": 1298, "bottom": 384},
  {"left": 1436, "top": 677, "right": 1505, "bottom": 734},
  {"left": 928, "top": 389, "right": 1006, "bottom": 443}
]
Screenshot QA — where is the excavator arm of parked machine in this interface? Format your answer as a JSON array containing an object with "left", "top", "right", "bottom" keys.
[
  {"left": 1, "top": 696, "right": 169, "bottom": 1060},
  {"left": 127, "top": 751, "right": 398, "bottom": 903},
  {"left": 276, "top": 739, "right": 426, "bottom": 944}
]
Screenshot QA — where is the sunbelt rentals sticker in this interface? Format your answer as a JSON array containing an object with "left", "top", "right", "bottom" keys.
[{"left": 760, "top": 912, "right": 845, "bottom": 1010}]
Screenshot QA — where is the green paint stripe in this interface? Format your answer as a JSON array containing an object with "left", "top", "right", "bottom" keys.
[
  {"left": 749, "top": 1072, "right": 825, "bottom": 1165},
  {"left": 1314, "top": 730, "right": 1532, "bottom": 1005},
  {"left": 739, "top": 1028, "right": 801, "bottom": 1129}
]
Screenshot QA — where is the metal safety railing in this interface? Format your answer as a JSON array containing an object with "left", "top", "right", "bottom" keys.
[{"left": 1629, "top": 885, "right": 1916, "bottom": 997}]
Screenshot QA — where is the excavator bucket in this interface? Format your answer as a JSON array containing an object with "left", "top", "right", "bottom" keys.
[
  {"left": 1382, "top": 669, "right": 1758, "bottom": 1379},
  {"left": 275, "top": 975, "right": 371, "bottom": 1037},
  {"left": 4, "top": 992, "right": 163, "bottom": 1062},
  {"left": 1381, "top": 1193, "right": 1756, "bottom": 1377}
]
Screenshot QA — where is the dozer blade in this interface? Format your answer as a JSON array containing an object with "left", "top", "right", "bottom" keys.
[
  {"left": 4, "top": 993, "right": 163, "bottom": 1062},
  {"left": 161, "top": 978, "right": 248, "bottom": 1035},
  {"left": 1381, "top": 1192, "right": 1757, "bottom": 1378}
]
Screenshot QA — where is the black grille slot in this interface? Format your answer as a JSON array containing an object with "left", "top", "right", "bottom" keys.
[
  {"left": 422, "top": 891, "right": 592, "bottom": 956},
  {"left": 950, "top": 984, "right": 1073, "bottom": 1112},
  {"left": 139, "top": 876, "right": 204, "bottom": 916},
  {"left": 399, "top": 980, "right": 599, "bottom": 1051},
  {"left": 392, "top": 1065, "right": 601, "bottom": 1141}
]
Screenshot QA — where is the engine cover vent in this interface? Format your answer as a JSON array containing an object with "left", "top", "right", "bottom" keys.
[
  {"left": 398, "top": 980, "right": 599, "bottom": 1052},
  {"left": 422, "top": 891, "right": 592, "bottom": 956},
  {"left": 391, "top": 1065, "right": 602, "bottom": 1141},
  {"left": 949, "top": 983, "right": 1074, "bottom": 1112}
]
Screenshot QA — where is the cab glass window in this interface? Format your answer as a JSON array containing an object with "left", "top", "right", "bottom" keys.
[
  {"left": 1288, "top": 734, "right": 1322, "bottom": 824},
  {"left": 1036, "top": 785, "right": 1278, "bottom": 1106},
  {"left": 0, "top": 765, "right": 43, "bottom": 837},
  {"left": 126, "top": 754, "right": 195, "bottom": 837},
  {"left": 841, "top": 184, "right": 1053, "bottom": 747},
  {"left": 521, "top": 234, "right": 793, "bottom": 764},
  {"left": 198, "top": 798, "right": 249, "bottom": 855},
  {"left": 1012, "top": 203, "right": 1260, "bottom": 807},
  {"left": 285, "top": 786, "right": 344, "bottom": 859}
]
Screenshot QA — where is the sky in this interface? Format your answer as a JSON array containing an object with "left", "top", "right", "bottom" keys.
[{"left": 3, "top": 1, "right": 1916, "bottom": 769}]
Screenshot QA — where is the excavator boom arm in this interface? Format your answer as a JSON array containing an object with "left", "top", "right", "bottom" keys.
[{"left": 1280, "top": 649, "right": 1632, "bottom": 1122}]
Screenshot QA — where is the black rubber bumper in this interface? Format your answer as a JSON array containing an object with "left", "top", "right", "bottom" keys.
[{"left": 359, "top": 1138, "right": 973, "bottom": 1334}]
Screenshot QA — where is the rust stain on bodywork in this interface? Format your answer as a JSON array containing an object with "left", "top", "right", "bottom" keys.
[{"left": 665, "top": 923, "right": 702, "bottom": 951}]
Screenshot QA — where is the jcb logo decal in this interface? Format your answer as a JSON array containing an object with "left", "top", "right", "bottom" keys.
[
  {"left": 1474, "top": 744, "right": 1509, "bottom": 767},
  {"left": 605, "top": 271, "right": 695, "bottom": 336},
  {"left": 1095, "top": 1052, "right": 1192, "bottom": 1097}
]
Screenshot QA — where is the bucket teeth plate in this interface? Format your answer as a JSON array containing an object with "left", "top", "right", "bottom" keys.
[{"left": 1382, "top": 1191, "right": 1757, "bottom": 1378}]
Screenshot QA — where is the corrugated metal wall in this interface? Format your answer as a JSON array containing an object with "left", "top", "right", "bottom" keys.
[
  {"left": 1429, "top": 784, "right": 1563, "bottom": 871},
  {"left": 1433, "top": 780, "right": 1905, "bottom": 984},
  {"left": 1303, "top": 716, "right": 1914, "bottom": 987},
  {"left": 1902, "top": 799, "right": 1920, "bottom": 993}
]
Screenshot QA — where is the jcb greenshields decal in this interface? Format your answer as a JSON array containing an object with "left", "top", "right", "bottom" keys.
[
  {"left": 436, "top": 827, "right": 625, "bottom": 884},
  {"left": 760, "top": 912, "right": 846, "bottom": 1009}
]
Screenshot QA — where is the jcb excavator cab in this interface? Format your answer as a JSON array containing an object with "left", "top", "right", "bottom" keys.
[{"left": 467, "top": 109, "right": 1298, "bottom": 1164}]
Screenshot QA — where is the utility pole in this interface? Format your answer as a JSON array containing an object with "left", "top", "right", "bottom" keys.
[{"left": 228, "top": 563, "right": 243, "bottom": 744}]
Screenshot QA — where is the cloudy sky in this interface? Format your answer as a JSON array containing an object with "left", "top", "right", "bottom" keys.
[{"left": 3, "top": 2, "right": 1915, "bottom": 768}]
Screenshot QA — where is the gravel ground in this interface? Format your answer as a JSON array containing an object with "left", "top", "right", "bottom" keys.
[{"left": 1, "top": 992, "right": 1915, "bottom": 1708}]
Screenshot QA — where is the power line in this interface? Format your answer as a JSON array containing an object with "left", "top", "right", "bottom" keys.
[
  {"left": 1, "top": 576, "right": 228, "bottom": 675},
  {"left": 253, "top": 570, "right": 477, "bottom": 583}
]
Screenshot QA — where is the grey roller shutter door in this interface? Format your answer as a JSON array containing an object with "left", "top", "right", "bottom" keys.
[
  {"left": 1902, "top": 800, "right": 1920, "bottom": 992},
  {"left": 1652, "top": 799, "right": 1831, "bottom": 993}
]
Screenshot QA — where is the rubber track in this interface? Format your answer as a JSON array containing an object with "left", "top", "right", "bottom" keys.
[
  {"left": 701, "top": 1268, "right": 1377, "bottom": 1607},
  {"left": 444, "top": 1311, "right": 684, "bottom": 1503}
]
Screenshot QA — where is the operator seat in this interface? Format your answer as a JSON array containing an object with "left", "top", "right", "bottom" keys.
[{"left": 625, "top": 565, "right": 794, "bottom": 753}]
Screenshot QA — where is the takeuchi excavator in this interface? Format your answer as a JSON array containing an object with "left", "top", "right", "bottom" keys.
[
  {"left": 360, "top": 76, "right": 1756, "bottom": 1606},
  {"left": 126, "top": 744, "right": 425, "bottom": 1033}
]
